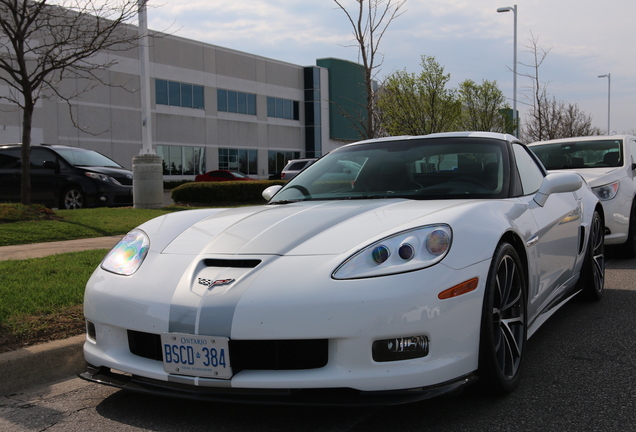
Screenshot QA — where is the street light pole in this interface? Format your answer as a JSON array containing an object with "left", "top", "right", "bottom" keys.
[
  {"left": 133, "top": 0, "right": 164, "bottom": 209},
  {"left": 497, "top": 5, "right": 517, "bottom": 137},
  {"left": 598, "top": 73, "right": 611, "bottom": 134}
]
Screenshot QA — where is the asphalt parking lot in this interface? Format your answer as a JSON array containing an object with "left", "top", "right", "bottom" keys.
[{"left": 0, "top": 249, "right": 635, "bottom": 432}]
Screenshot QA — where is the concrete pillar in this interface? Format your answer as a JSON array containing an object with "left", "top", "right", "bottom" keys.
[{"left": 133, "top": 154, "right": 163, "bottom": 209}]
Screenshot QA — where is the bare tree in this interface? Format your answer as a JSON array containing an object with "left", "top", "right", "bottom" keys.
[
  {"left": 519, "top": 32, "right": 551, "bottom": 142},
  {"left": 559, "top": 103, "right": 602, "bottom": 138},
  {"left": 333, "top": 0, "right": 406, "bottom": 139},
  {"left": 0, "top": 0, "right": 146, "bottom": 205},
  {"left": 520, "top": 33, "right": 599, "bottom": 142}
]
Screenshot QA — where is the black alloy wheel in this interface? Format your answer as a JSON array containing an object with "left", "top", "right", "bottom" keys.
[
  {"left": 478, "top": 242, "right": 527, "bottom": 394},
  {"left": 579, "top": 210, "right": 605, "bottom": 301},
  {"left": 61, "top": 187, "right": 85, "bottom": 209}
]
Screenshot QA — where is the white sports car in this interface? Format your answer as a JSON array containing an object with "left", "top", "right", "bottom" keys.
[
  {"left": 529, "top": 135, "right": 636, "bottom": 256},
  {"left": 80, "top": 132, "right": 605, "bottom": 405}
]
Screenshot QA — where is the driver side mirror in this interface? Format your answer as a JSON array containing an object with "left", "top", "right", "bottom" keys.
[
  {"left": 262, "top": 185, "right": 283, "bottom": 201},
  {"left": 534, "top": 172, "right": 583, "bottom": 207}
]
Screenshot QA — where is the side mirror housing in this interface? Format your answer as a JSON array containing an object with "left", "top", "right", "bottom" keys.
[
  {"left": 262, "top": 185, "right": 283, "bottom": 201},
  {"left": 534, "top": 172, "right": 583, "bottom": 207}
]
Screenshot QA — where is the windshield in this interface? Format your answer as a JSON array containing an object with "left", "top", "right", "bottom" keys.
[
  {"left": 530, "top": 139, "right": 623, "bottom": 170},
  {"left": 55, "top": 148, "right": 123, "bottom": 168},
  {"left": 269, "top": 137, "right": 510, "bottom": 203}
]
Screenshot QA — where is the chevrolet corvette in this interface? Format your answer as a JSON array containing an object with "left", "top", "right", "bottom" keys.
[{"left": 80, "top": 132, "right": 605, "bottom": 405}]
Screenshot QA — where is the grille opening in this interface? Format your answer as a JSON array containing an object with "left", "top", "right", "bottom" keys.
[{"left": 127, "top": 330, "right": 328, "bottom": 372}]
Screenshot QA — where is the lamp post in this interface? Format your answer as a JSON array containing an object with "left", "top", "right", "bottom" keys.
[
  {"left": 497, "top": 5, "right": 517, "bottom": 137},
  {"left": 133, "top": 0, "right": 164, "bottom": 209},
  {"left": 598, "top": 73, "right": 611, "bottom": 134}
]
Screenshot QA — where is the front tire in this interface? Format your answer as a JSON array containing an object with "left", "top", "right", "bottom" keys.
[
  {"left": 579, "top": 210, "right": 605, "bottom": 301},
  {"left": 478, "top": 242, "right": 527, "bottom": 394},
  {"left": 621, "top": 201, "right": 636, "bottom": 258},
  {"left": 60, "top": 187, "right": 85, "bottom": 209}
]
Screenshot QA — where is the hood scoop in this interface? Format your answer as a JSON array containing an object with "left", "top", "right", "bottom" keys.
[{"left": 203, "top": 258, "right": 261, "bottom": 268}]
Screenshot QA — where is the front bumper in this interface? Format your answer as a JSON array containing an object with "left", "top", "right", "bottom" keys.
[
  {"left": 78, "top": 362, "right": 477, "bottom": 406},
  {"left": 84, "top": 252, "right": 490, "bottom": 396}
]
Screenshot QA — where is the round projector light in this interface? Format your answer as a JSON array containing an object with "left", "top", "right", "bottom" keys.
[
  {"left": 372, "top": 245, "right": 390, "bottom": 264},
  {"left": 398, "top": 243, "right": 415, "bottom": 260}
]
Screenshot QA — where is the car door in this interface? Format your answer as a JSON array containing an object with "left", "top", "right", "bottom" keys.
[
  {"left": 29, "top": 147, "right": 65, "bottom": 205},
  {"left": 512, "top": 143, "right": 581, "bottom": 317},
  {"left": 0, "top": 147, "right": 22, "bottom": 202}
]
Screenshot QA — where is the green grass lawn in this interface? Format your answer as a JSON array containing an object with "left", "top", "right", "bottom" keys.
[
  {"left": 0, "top": 204, "right": 190, "bottom": 351},
  {"left": 0, "top": 205, "right": 179, "bottom": 246}
]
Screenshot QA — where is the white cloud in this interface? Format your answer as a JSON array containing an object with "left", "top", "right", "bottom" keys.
[{"left": 145, "top": 0, "right": 636, "bottom": 133}]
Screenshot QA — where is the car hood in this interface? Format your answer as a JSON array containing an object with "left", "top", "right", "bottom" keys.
[
  {"left": 569, "top": 167, "right": 626, "bottom": 187},
  {"left": 161, "top": 199, "right": 476, "bottom": 257}
]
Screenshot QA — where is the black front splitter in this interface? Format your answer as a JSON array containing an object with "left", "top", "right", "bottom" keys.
[{"left": 78, "top": 362, "right": 477, "bottom": 407}]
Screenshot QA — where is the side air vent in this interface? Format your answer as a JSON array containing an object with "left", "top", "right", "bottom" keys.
[{"left": 204, "top": 259, "right": 261, "bottom": 268}]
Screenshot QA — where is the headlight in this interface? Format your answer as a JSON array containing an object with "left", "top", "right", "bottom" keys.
[
  {"left": 101, "top": 229, "right": 150, "bottom": 275},
  {"left": 333, "top": 225, "right": 452, "bottom": 280},
  {"left": 85, "top": 171, "right": 122, "bottom": 185},
  {"left": 592, "top": 181, "right": 619, "bottom": 201}
]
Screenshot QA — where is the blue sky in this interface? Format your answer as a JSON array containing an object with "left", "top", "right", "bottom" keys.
[{"left": 147, "top": 0, "right": 636, "bottom": 136}]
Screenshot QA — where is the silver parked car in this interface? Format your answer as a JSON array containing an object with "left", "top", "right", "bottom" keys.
[
  {"left": 280, "top": 158, "right": 317, "bottom": 180},
  {"left": 529, "top": 135, "right": 636, "bottom": 256}
]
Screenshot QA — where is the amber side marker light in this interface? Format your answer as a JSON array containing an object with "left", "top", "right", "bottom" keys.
[{"left": 438, "top": 278, "right": 479, "bottom": 299}]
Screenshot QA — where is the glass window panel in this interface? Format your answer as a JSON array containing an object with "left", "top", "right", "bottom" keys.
[
  {"left": 282, "top": 99, "right": 292, "bottom": 119},
  {"left": 237, "top": 92, "right": 247, "bottom": 114},
  {"left": 275, "top": 98, "right": 284, "bottom": 118},
  {"left": 217, "top": 89, "right": 227, "bottom": 112},
  {"left": 156, "top": 145, "right": 169, "bottom": 174},
  {"left": 195, "top": 147, "right": 206, "bottom": 174},
  {"left": 268, "top": 151, "right": 277, "bottom": 174},
  {"left": 168, "top": 81, "right": 181, "bottom": 106},
  {"left": 218, "top": 148, "right": 228, "bottom": 170},
  {"left": 181, "top": 84, "right": 193, "bottom": 108},
  {"left": 227, "top": 91, "right": 238, "bottom": 113},
  {"left": 170, "top": 146, "right": 183, "bottom": 174},
  {"left": 267, "top": 97, "right": 276, "bottom": 117},
  {"left": 183, "top": 147, "right": 194, "bottom": 175},
  {"left": 228, "top": 149, "right": 239, "bottom": 171},
  {"left": 293, "top": 101, "right": 300, "bottom": 120},
  {"left": 247, "top": 94, "right": 256, "bottom": 115},
  {"left": 248, "top": 150, "right": 257, "bottom": 175},
  {"left": 193, "top": 86, "right": 204, "bottom": 109},
  {"left": 238, "top": 149, "right": 247, "bottom": 173},
  {"left": 155, "top": 80, "right": 168, "bottom": 105}
]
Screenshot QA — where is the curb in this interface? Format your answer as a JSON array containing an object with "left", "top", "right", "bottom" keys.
[{"left": 0, "top": 335, "right": 86, "bottom": 396}]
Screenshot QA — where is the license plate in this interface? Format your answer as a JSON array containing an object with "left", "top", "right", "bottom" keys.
[{"left": 160, "top": 333, "right": 232, "bottom": 379}]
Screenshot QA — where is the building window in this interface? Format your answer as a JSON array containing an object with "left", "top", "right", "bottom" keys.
[
  {"left": 218, "top": 148, "right": 258, "bottom": 175},
  {"left": 268, "top": 150, "right": 300, "bottom": 176},
  {"left": 155, "top": 79, "right": 204, "bottom": 109},
  {"left": 156, "top": 145, "right": 206, "bottom": 175},
  {"left": 267, "top": 97, "right": 299, "bottom": 120},
  {"left": 217, "top": 89, "right": 256, "bottom": 115}
]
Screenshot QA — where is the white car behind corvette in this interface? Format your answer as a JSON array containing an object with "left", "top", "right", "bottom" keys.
[
  {"left": 80, "top": 132, "right": 605, "bottom": 405},
  {"left": 529, "top": 135, "right": 636, "bottom": 256}
]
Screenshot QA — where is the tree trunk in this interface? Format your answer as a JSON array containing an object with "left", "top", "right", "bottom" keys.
[{"left": 20, "top": 100, "right": 34, "bottom": 205}]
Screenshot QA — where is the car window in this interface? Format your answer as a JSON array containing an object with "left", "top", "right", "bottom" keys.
[
  {"left": 55, "top": 147, "right": 122, "bottom": 168},
  {"left": 286, "top": 161, "right": 309, "bottom": 171},
  {"left": 531, "top": 139, "right": 623, "bottom": 169},
  {"left": 513, "top": 144, "right": 544, "bottom": 195},
  {"left": 31, "top": 148, "right": 57, "bottom": 168},
  {"left": 0, "top": 148, "right": 21, "bottom": 169},
  {"left": 270, "top": 137, "right": 510, "bottom": 203}
]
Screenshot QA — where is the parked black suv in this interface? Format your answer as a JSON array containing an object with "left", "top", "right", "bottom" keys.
[{"left": 0, "top": 144, "right": 133, "bottom": 209}]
